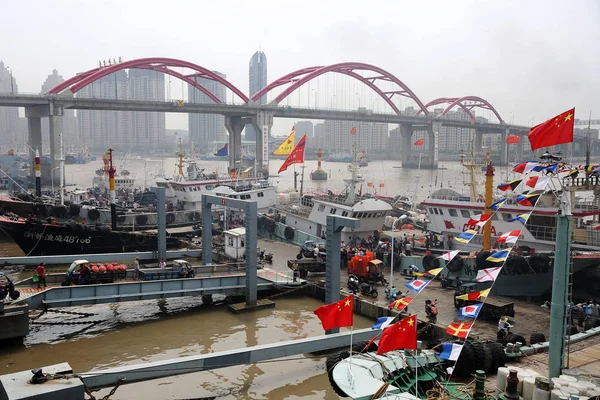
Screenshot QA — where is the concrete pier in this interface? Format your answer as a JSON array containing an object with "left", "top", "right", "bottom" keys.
[{"left": 0, "top": 304, "right": 28, "bottom": 343}]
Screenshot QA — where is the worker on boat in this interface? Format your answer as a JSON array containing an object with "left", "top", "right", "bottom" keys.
[{"left": 497, "top": 316, "right": 513, "bottom": 342}]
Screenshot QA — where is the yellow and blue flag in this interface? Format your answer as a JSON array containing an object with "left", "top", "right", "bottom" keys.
[
  {"left": 488, "top": 198, "right": 506, "bottom": 211},
  {"left": 516, "top": 194, "right": 540, "bottom": 207},
  {"left": 486, "top": 250, "right": 510, "bottom": 263},
  {"left": 508, "top": 212, "right": 531, "bottom": 224},
  {"left": 455, "top": 230, "right": 477, "bottom": 244}
]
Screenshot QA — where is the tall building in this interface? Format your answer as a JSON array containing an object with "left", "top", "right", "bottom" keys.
[
  {"left": 0, "top": 62, "right": 20, "bottom": 149},
  {"left": 295, "top": 121, "right": 313, "bottom": 139},
  {"left": 40, "top": 69, "right": 78, "bottom": 148},
  {"left": 188, "top": 71, "right": 227, "bottom": 152},
  {"left": 77, "top": 71, "right": 131, "bottom": 151},
  {"left": 129, "top": 69, "right": 165, "bottom": 150},
  {"left": 246, "top": 50, "right": 268, "bottom": 141}
]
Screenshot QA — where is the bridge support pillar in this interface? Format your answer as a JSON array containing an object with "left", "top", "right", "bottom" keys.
[
  {"left": 474, "top": 129, "right": 483, "bottom": 152},
  {"left": 499, "top": 128, "right": 509, "bottom": 167},
  {"left": 225, "top": 116, "right": 247, "bottom": 173},
  {"left": 325, "top": 215, "right": 360, "bottom": 334},
  {"left": 426, "top": 123, "right": 438, "bottom": 169},
  {"left": 400, "top": 125, "right": 413, "bottom": 167},
  {"left": 252, "top": 111, "right": 274, "bottom": 178}
]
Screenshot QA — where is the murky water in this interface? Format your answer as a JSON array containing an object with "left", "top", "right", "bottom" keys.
[{"left": 2, "top": 296, "right": 373, "bottom": 399}]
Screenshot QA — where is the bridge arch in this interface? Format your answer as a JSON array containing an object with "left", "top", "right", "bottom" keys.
[
  {"left": 47, "top": 57, "right": 248, "bottom": 103},
  {"left": 416, "top": 96, "right": 504, "bottom": 123},
  {"left": 252, "top": 62, "right": 429, "bottom": 115}
]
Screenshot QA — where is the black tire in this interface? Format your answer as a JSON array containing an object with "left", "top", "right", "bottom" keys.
[
  {"left": 422, "top": 255, "right": 439, "bottom": 271},
  {"left": 88, "top": 209, "right": 100, "bottom": 221},
  {"left": 446, "top": 256, "right": 464, "bottom": 273},
  {"left": 9, "top": 290, "right": 20, "bottom": 300},
  {"left": 486, "top": 341, "right": 506, "bottom": 373},
  {"left": 371, "top": 290, "right": 378, "bottom": 298},
  {"left": 476, "top": 251, "right": 494, "bottom": 270},
  {"left": 69, "top": 203, "right": 81, "bottom": 216},
  {"left": 299, "top": 269, "right": 308, "bottom": 279},
  {"left": 470, "top": 342, "right": 491, "bottom": 373},
  {"left": 505, "top": 333, "right": 527, "bottom": 346},
  {"left": 136, "top": 214, "right": 148, "bottom": 226},
  {"left": 166, "top": 213, "right": 176, "bottom": 224},
  {"left": 54, "top": 205, "right": 67, "bottom": 218},
  {"left": 453, "top": 341, "right": 476, "bottom": 378},
  {"left": 353, "top": 340, "right": 378, "bottom": 354},
  {"left": 296, "top": 253, "right": 303, "bottom": 260},
  {"left": 530, "top": 333, "right": 546, "bottom": 345},
  {"left": 528, "top": 254, "right": 551, "bottom": 274},
  {"left": 326, "top": 353, "right": 349, "bottom": 398},
  {"left": 284, "top": 226, "right": 295, "bottom": 240}
]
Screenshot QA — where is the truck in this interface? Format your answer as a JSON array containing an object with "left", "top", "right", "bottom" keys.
[
  {"left": 287, "top": 259, "right": 325, "bottom": 279},
  {"left": 61, "top": 260, "right": 128, "bottom": 286},
  {"left": 454, "top": 282, "right": 515, "bottom": 322}
]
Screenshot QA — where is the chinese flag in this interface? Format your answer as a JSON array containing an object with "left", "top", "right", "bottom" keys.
[
  {"left": 506, "top": 135, "right": 521, "bottom": 144},
  {"left": 446, "top": 321, "right": 473, "bottom": 339},
  {"left": 350, "top": 127, "right": 357, "bottom": 135},
  {"left": 278, "top": 134, "right": 307, "bottom": 174},
  {"left": 528, "top": 108, "right": 575, "bottom": 151},
  {"left": 313, "top": 294, "right": 354, "bottom": 330},
  {"left": 376, "top": 315, "right": 417, "bottom": 354},
  {"left": 414, "top": 139, "right": 425, "bottom": 146}
]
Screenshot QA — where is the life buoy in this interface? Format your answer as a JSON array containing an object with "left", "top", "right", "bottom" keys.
[
  {"left": 135, "top": 234, "right": 149, "bottom": 245},
  {"left": 136, "top": 214, "right": 148, "bottom": 226},
  {"left": 422, "top": 254, "right": 440, "bottom": 271},
  {"left": 166, "top": 213, "right": 176, "bottom": 224},
  {"left": 88, "top": 209, "right": 100, "bottom": 221},
  {"left": 284, "top": 226, "right": 295, "bottom": 240}
]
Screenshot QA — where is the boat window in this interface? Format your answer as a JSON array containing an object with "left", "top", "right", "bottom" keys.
[
  {"left": 342, "top": 211, "right": 349, "bottom": 217},
  {"left": 432, "top": 209, "right": 438, "bottom": 215},
  {"left": 449, "top": 209, "right": 458, "bottom": 217},
  {"left": 502, "top": 213, "right": 512, "bottom": 221},
  {"left": 437, "top": 208, "right": 444, "bottom": 215},
  {"left": 206, "top": 185, "right": 213, "bottom": 190},
  {"left": 318, "top": 204, "right": 326, "bottom": 212},
  {"left": 460, "top": 210, "right": 470, "bottom": 217},
  {"left": 492, "top": 213, "right": 499, "bottom": 221},
  {"left": 258, "top": 192, "right": 264, "bottom": 197},
  {"left": 429, "top": 208, "right": 434, "bottom": 214},
  {"left": 366, "top": 213, "right": 371, "bottom": 218},
  {"left": 330, "top": 208, "right": 337, "bottom": 215}
]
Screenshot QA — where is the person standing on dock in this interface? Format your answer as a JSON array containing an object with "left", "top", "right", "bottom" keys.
[
  {"left": 36, "top": 263, "right": 47, "bottom": 289},
  {"left": 159, "top": 259, "right": 166, "bottom": 270},
  {"left": 134, "top": 257, "right": 140, "bottom": 280}
]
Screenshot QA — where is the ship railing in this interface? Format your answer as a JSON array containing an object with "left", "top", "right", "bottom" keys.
[
  {"left": 563, "top": 176, "right": 600, "bottom": 189},
  {"left": 527, "top": 224, "right": 557, "bottom": 243},
  {"left": 257, "top": 214, "right": 323, "bottom": 247}
]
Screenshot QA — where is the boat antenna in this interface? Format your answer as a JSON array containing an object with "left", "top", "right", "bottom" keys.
[
  {"left": 586, "top": 110, "right": 592, "bottom": 166},
  {"left": 177, "top": 137, "right": 184, "bottom": 176}
]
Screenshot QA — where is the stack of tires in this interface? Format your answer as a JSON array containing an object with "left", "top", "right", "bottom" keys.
[{"left": 452, "top": 340, "right": 506, "bottom": 378}]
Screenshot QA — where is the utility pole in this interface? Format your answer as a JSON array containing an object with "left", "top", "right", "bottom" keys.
[{"left": 586, "top": 111, "right": 592, "bottom": 166}]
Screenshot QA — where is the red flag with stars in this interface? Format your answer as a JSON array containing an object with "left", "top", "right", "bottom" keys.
[
  {"left": 313, "top": 294, "right": 354, "bottom": 330},
  {"left": 377, "top": 315, "right": 417, "bottom": 354},
  {"left": 528, "top": 108, "right": 575, "bottom": 151}
]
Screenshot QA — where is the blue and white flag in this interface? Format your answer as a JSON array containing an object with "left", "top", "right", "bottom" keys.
[
  {"left": 458, "top": 303, "right": 483, "bottom": 319},
  {"left": 372, "top": 316, "right": 395, "bottom": 330},
  {"left": 405, "top": 279, "right": 427, "bottom": 293},
  {"left": 439, "top": 343, "right": 464, "bottom": 361}
]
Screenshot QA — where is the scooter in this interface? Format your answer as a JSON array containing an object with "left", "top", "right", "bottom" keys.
[
  {"left": 258, "top": 248, "right": 274, "bottom": 264},
  {"left": 0, "top": 272, "right": 20, "bottom": 301},
  {"left": 425, "top": 299, "right": 438, "bottom": 324},
  {"left": 359, "top": 282, "right": 378, "bottom": 298},
  {"left": 348, "top": 274, "right": 360, "bottom": 295}
]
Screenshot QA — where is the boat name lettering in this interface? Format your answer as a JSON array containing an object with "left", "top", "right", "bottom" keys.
[
  {"left": 23, "top": 231, "right": 91, "bottom": 244},
  {"left": 462, "top": 224, "right": 497, "bottom": 236}
]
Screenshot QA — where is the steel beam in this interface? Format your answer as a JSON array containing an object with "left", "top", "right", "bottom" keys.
[
  {"left": 79, "top": 327, "right": 379, "bottom": 389},
  {"left": 325, "top": 215, "right": 360, "bottom": 334},
  {"left": 201, "top": 194, "right": 258, "bottom": 306}
]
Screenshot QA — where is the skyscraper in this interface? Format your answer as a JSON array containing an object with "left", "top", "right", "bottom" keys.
[
  {"left": 129, "top": 69, "right": 165, "bottom": 150},
  {"left": 188, "top": 71, "right": 227, "bottom": 152},
  {"left": 41, "top": 69, "right": 78, "bottom": 148},
  {"left": 0, "top": 62, "right": 20, "bottom": 148},
  {"left": 246, "top": 50, "right": 268, "bottom": 141}
]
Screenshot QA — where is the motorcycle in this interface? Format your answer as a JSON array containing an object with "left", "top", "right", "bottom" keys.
[
  {"left": 425, "top": 299, "right": 438, "bottom": 324},
  {"left": 348, "top": 274, "right": 360, "bottom": 295},
  {"left": 258, "top": 248, "right": 274, "bottom": 264},
  {"left": 0, "top": 272, "right": 20, "bottom": 301},
  {"left": 360, "top": 282, "right": 379, "bottom": 298},
  {"left": 348, "top": 275, "right": 378, "bottom": 298}
]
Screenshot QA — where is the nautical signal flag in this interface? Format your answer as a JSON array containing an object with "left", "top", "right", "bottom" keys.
[
  {"left": 525, "top": 176, "right": 551, "bottom": 190},
  {"left": 459, "top": 303, "right": 483, "bottom": 319},
  {"left": 477, "top": 266, "right": 503, "bottom": 282},
  {"left": 506, "top": 135, "right": 521, "bottom": 144},
  {"left": 455, "top": 288, "right": 490, "bottom": 301},
  {"left": 468, "top": 214, "right": 491, "bottom": 228},
  {"left": 486, "top": 250, "right": 510, "bottom": 263},
  {"left": 377, "top": 315, "right": 417, "bottom": 355},
  {"left": 513, "top": 161, "right": 539, "bottom": 175},
  {"left": 278, "top": 134, "right": 307, "bottom": 174},
  {"left": 516, "top": 193, "right": 540, "bottom": 207},
  {"left": 425, "top": 267, "right": 443, "bottom": 276},
  {"left": 215, "top": 143, "right": 228, "bottom": 156},
  {"left": 313, "top": 294, "right": 353, "bottom": 331},
  {"left": 372, "top": 316, "right": 395, "bottom": 330},
  {"left": 405, "top": 279, "right": 427, "bottom": 293},
  {"left": 438, "top": 343, "right": 464, "bottom": 361},
  {"left": 488, "top": 198, "right": 506, "bottom": 211},
  {"left": 497, "top": 230, "right": 521, "bottom": 244},
  {"left": 446, "top": 321, "right": 472, "bottom": 339},
  {"left": 528, "top": 108, "right": 575, "bottom": 151},
  {"left": 497, "top": 179, "right": 522, "bottom": 192},
  {"left": 389, "top": 297, "right": 413, "bottom": 311},
  {"left": 350, "top": 127, "right": 357, "bottom": 135},
  {"left": 508, "top": 212, "right": 531, "bottom": 224},
  {"left": 414, "top": 139, "right": 425, "bottom": 146},
  {"left": 273, "top": 126, "right": 295, "bottom": 156},
  {"left": 455, "top": 230, "right": 477, "bottom": 244},
  {"left": 543, "top": 164, "right": 559, "bottom": 175},
  {"left": 568, "top": 169, "right": 580, "bottom": 178},
  {"left": 437, "top": 250, "right": 461, "bottom": 262}
]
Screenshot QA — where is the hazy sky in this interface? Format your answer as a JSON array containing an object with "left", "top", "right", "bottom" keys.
[{"left": 1, "top": 0, "right": 599, "bottom": 131}]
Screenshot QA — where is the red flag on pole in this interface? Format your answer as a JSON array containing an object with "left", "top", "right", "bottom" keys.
[
  {"left": 376, "top": 315, "right": 417, "bottom": 354},
  {"left": 313, "top": 294, "right": 354, "bottom": 330},
  {"left": 278, "top": 134, "right": 307, "bottom": 174},
  {"left": 506, "top": 135, "right": 521, "bottom": 144},
  {"left": 528, "top": 108, "right": 575, "bottom": 151},
  {"left": 350, "top": 127, "right": 357, "bottom": 135},
  {"left": 414, "top": 139, "right": 425, "bottom": 146}
]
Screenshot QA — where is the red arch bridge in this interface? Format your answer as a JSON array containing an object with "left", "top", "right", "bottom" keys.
[{"left": 0, "top": 57, "right": 531, "bottom": 179}]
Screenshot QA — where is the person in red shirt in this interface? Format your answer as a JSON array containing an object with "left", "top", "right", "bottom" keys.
[{"left": 36, "top": 263, "right": 47, "bottom": 288}]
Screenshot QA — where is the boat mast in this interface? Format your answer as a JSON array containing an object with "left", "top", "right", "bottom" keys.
[
  {"left": 108, "top": 148, "right": 116, "bottom": 203},
  {"left": 586, "top": 110, "right": 592, "bottom": 166},
  {"left": 483, "top": 154, "right": 494, "bottom": 251},
  {"left": 177, "top": 137, "right": 184, "bottom": 177},
  {"left": 59, "top": 132, "right": 65, "bottom": 205},
  {"left": 345, "top": 128, "right": 360, "bottom": 205}
]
